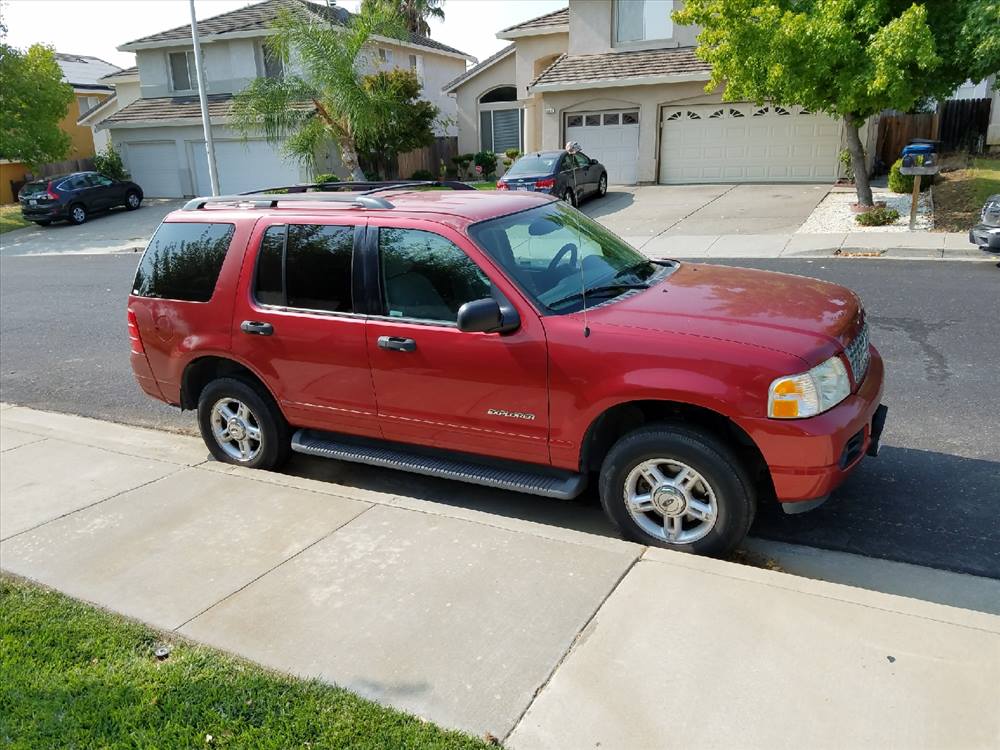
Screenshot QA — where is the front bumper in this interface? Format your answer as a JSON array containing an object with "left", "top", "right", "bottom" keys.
[
  {"left": 736, "top": 347, "right": 886, "bottom": 508},
  {"left": 970, "top": 224, "right": 1000, "bottom": 252}
]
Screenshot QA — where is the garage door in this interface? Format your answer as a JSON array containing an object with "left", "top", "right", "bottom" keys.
[
  {"left": 658, "top": 104, "right": 841, "bottom": 183},
  {"left": 125, "top": 142, "right": 183, "bottom": 198},
  {"left": 565, "top": 110, "right": 640, "bottom": 185},
  {"left": 191, "top": 139, "right": 301, "bottom": 196}
]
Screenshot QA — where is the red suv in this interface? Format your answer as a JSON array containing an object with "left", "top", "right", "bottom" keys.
[{"left": 128, "top": 182, "right": 886, "bottom": 555}]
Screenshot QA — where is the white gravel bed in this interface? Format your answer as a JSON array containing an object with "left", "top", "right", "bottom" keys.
[{"left": 797, "top": 188, "right": 933, "bottom": 233}]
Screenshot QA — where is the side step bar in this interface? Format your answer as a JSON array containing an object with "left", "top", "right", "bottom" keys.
[{"left": 291, "top": 429, "right": 587, "bottom": 500}]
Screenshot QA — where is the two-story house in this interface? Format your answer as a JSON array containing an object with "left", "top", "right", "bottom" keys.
[
  {"left": 445, "top": 1, "right": 846, "bottom": 185},
  {"left": 83, "top": 0, "right": 472, "bottom": 197}
]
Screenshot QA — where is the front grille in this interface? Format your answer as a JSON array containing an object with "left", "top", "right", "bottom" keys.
[{"left": 844, "top": 322, "right": 871, "bottom": 384}]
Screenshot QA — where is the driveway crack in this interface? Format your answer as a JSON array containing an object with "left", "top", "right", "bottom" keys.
[{"left": 638, "top": 184, "right": 739, "bottom": 251}]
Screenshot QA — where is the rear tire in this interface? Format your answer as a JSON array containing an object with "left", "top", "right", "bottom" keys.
[
  {"left": 197, "top": 377, "right": 291, "bottom": 470},
  {"left": 598, "top": 423, "right": 756, "bottom": 556},
  {"left": 125, "top": 190, "right": 142, "bottom": 210},
  {"left": 562, "top": 188, "right": 577, "bottom": 207},
  {"left": 68, "top": 203, "right": 87, "bottom": 225}
]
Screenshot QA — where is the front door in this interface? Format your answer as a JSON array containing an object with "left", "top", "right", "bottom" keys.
[
  {"left": 86, "top": 173, "right": 122, "bottom": 209},
  {"left": 230, "top": 217, "right": 380, "bottom": 438},
  {"left": 363, "top": 220, "right": 550, "bottom": 465}
]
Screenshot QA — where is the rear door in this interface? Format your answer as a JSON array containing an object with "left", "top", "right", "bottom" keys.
[
  {"left": 362, "top": 218, "right": 550, "bottom": 464},
  {"left": 230, "top": 216, "right": 381, "bottom": 438}
]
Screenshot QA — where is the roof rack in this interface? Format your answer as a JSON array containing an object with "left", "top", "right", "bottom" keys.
[{"left": 182, "top": 179, "right": 477, "bottom": 211}]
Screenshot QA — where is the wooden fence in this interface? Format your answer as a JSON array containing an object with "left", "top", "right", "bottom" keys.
[
  {"left": 875, "top": 97, "right": 994, "bottom": 171},
  {"left": 396, "top": 136, "right": 457, "bottom": 179}
]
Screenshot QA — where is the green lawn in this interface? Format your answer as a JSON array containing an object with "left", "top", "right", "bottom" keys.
[
  {"left": 935, "top": 157, "right": 1000, "bottom": 232},
  {"left": 470, "top": 181, "right": 497, "bottom": 190},
  {"left": 0, "top": 576, "right": 496, "bottom": 749},
  {"left": 0, "top": 204, "right": 30, "bottom": 235}
]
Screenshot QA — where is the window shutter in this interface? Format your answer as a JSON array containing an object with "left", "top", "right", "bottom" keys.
[{"left": 480, "top": 111, "right": 493, "bottom": 151}]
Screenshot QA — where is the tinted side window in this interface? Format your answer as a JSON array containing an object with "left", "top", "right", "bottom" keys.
[
  {"left": 253, "top": 224, "right": 353, "bottom": 312},
  {"left": 573, "top": 153, "right": 590, "bottom": 168},
  {"left": 132, "top": 222, "right": 234, "bottom": 302},
  {"left": 379, "top": 228, "right": 490, "bottom": 322}
]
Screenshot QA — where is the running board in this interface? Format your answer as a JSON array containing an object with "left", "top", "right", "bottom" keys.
[{"left": 291, "top": 429, "right": 587, "bottom": 500}]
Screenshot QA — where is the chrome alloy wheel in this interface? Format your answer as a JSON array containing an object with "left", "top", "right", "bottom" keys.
[
  {"left": 127, "top": 192, "right": 140, "bottom": 208},
  {"left": 71, "top": 205, "right": 86, "bottom": 223},
  {"left": 623, "top": 459, "right": 718, "bottom": 544},
  {"left": 210, "top": 397, "right": 263, "bottom": 462}
]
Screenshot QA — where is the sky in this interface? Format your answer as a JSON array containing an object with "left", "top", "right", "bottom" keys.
[{"left": 0, "top": 0, "right": 567, "bottom": 69}]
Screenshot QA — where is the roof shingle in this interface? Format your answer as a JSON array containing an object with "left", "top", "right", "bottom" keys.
[
  {"left": 500, "top": 7, "right": 568, "bottom": 35},
  {"left": 530, "top": 47, "right": 710, "bottom": 89},
  {"left": 120, "top": 0, "right": 470, "bottom": 58},
  {"left": 101, "top": 93, "right": 314, "bottom": 125}
]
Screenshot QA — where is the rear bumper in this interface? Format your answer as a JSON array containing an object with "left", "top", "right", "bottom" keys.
[
  {"left": 736, "top": 347, "right": 886, "bottom": 507},
  {"left": 130, "top": 351, "right": 167, "bottom": 402},
  {"left": 970, "top": 225, "right": 1000, "bottom": 251},
  {"left": 20, "top": 203, "right": 67, "bottom": 220}
]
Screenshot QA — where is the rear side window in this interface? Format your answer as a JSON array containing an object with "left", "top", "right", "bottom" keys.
[
  {"left": 132, "top": 222, "right": 234, "bottom": 302},
  {"left": 253, "top": 224, "right": 354, "bottom": 312}
]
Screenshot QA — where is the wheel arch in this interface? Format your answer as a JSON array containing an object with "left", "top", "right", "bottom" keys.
[
  {"left": 180, "top": 354, "right": 283, "bottom": 415},
  {"left": 579, "top": 398, "right": 773, "bottom": 495}
]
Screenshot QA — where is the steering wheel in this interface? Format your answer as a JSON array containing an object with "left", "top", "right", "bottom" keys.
[{"left": 548, "top": 242, "right": 578, "bottom": 272}]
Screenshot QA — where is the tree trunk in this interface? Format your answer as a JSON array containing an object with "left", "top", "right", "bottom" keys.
[
  {"left": 843, "top": 115, "right": 873, "bottom": 207},
  {"left": 338, "top": 139, "right": 366, "bottom": 181}
]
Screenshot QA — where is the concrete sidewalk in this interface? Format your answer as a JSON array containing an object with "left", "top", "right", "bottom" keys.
[{"left": 2, "top": 404, "right": 999, "bottom": 748}]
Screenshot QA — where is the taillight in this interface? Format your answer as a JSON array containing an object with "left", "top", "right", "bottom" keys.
[
  {"left": 496, "top": 180, "right": 508, "bottom": 190},
  {"left": 46, "top": 181, "right": 59, "bottom": 201},
  {"left": 127, "top": 308, "right": 144, "bottom": 354},
  {"left": 536, "top": 178, "right": 556, "bottom": 189}
]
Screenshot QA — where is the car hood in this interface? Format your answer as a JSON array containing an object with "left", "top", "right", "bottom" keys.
[{"left": 589, "top": 262, "right": 863, "bottom": 364}]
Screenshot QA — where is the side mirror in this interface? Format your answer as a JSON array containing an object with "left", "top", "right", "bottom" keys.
[
  {"left": 457, "top": 297, "right": 520, "bottom": 334},
  {"left": 589, "top": 158, "right": 598, "bottom": 165}
]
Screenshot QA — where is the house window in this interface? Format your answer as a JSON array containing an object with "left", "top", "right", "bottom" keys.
[
  {"left": 614, "top": 0, "right": 674, "bottom": 46},
  {"left": 169, "top": 50, "right": 198, "bottom": 91},
  {"left": 261, "top": 43, "right": 283, "bottom": 79},
  {"left": 479, "top": 87, "right": 522, "bottom": 153},
  {"left": 408, "top": 53, "right": 424, "bottom": 83},
  {"left": 378, "top": 47, "right": 393, "bottom": 65},
  {"left": 76, "top": 95, "right": 99, "bottom": 114}
]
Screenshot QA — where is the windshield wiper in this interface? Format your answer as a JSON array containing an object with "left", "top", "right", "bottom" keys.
[{"left": 548, "top": 283, "right": 649, "bottom": 309}]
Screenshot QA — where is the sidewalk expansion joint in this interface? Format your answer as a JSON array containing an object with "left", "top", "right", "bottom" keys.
[
  {"left": 0, "top": 468, "right": 185, "bottom": 544},
  {"left": 637, "top": 184, "right": 739, "bottom": 251},
  {"left": 171, "top": 503, "right": 378, "bottom": 632},
  {"left": 502, "top": 551, "right": 643, "bottom": 744}
]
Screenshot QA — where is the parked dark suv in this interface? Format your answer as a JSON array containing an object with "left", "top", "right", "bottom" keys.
[
  {"left": 497, "top": 150, "right": 607, "bottom": 207},
  {"left": 128, "top": 181, "right": 886, "bottom": 557},
  {"left": 19, "top": 171, "right": 144, "bottom": 226},
  {"left": 970, "top": 193, "right": 1000, "bottom": 253}
]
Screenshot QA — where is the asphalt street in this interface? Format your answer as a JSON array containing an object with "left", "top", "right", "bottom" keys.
[{"left": 1, "top": 252, "right": 998, "bottom": 577}]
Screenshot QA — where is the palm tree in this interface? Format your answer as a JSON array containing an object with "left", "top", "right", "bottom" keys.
[
  {"left": 231, "top": 4, "right": 407, "bottom": 181},
  {"left": 361, "top": 0, "right": 445, "bottom": 36}
]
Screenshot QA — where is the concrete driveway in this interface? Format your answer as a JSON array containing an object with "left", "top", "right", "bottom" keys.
[
  {"left": 580, "top": 183, "right": 831, "bottom": 245},
  {"left": 0, "top": 199, "right": 182, "bottom": 257}
]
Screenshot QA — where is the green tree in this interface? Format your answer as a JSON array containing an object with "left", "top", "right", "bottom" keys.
[
  {"left": 231, "top": 4, "right": 408, "bottom": 181},
  {"left": 674, "top": 0, "right": 1000, "bottom": 207},
  {"left": 361, "top": 0, "right": 445, "bottom": 36},
  {"left": 357, "top": 68, "right": 438, "bottom": 178},
  {"left": 0, "top": 42, "right": 74, "bottom": 167}
]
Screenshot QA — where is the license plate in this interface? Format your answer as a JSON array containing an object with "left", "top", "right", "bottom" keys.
[
  {"left": 29, "top": 199, "right": 37, "bottom": 206},
  {"left": 515, "top": 186, "right": 530, "bottom": 191}
]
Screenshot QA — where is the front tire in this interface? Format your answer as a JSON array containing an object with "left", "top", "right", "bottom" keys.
[
  {"left": 598, "top": 423, "right": 756, "bottom": 556},
  {"left": 68, "top": 204, "right": 87, "bottom": 225},
  {"left": 197, "top": 377, "right": 290, "bottom": 470},
  {"left": 597, "top": 173, "right": 608, "bottom": 197},
  {"left": 125, "top": 190, "right": 142, "bottom": 210}
]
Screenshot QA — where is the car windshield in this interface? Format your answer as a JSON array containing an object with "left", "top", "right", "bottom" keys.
[
  {"left": 469, "top": 201, "right": 671, "bottom": 314},
  {"left": 505, "top": 154, "right": 561, "bottom": 177}
]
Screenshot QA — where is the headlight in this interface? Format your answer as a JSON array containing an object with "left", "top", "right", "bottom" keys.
[{"left": 768, "top": 356, "right": 850, "bottom": 419}]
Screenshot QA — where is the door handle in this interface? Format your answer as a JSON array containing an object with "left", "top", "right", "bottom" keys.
[
  {"left": 240, "top": 320, "right": 274, "bottom": 336},
  {"left": 377, "top": 335, "right": 416, "bottom": 352}
]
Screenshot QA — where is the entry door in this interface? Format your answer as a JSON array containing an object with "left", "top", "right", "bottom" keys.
[
  {"left": 364, "top": 221, "right": 550, "bottom": 465},
  {"left": 230, "top": 217, "right": 381, "bottom": 438}
]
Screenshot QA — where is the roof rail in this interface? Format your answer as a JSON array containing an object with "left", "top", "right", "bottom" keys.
[
  {"left": 241, "top": 179, "right": 478, "bottom": 195},
  {"left": 182, "top": 192, "right": 394, "bottom": 210}
]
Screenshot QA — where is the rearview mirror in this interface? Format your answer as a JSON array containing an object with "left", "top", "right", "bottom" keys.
[{"left": 457, "top": 298, "right": 520, "bottom": 334}]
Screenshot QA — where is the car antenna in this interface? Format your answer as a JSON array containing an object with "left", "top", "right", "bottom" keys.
[{"left": 577, "top": 229, "right": 590, "bottom": 338}]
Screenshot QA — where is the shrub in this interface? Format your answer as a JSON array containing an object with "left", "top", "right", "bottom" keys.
[
  {"left": 888, "top": 158, "right": 931, "bottom": 194},
  {"left": 504, "top": 148, "right": 521, "bottom": 161},
  {"left": 410, "top": 169, "right": 435, "bottom": 181},
  {"left": 92, "top": 142, "right": 129, "bottom": 180},
  {"left": 855, "top": 206, "right": 900, "bottom": 226},
  {"left": 838, "top": 149, "right": 854, "bottom": 182},
  {"left": 314, "top": 172, "right": 339, "bottom": 184},
  {"left": 473, "top": 151, "right": 498, "bottom": 178}
]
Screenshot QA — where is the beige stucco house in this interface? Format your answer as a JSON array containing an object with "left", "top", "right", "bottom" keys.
[{"left": 444, "top": 1, "right": 847, "bottom": 185}]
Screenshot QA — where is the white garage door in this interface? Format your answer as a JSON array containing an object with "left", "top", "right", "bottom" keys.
[
  {"left": 191, "top": 139, "right": 301, "bottom": 196},
  {"left": 565, "top": 110, "right": 640, "bottom": 185},
  {"left": 658, "top": 104, "right": 841, "bottom": 183},
  {"left": 125, "top": 142, "right": 183, "bottom": 198}
]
